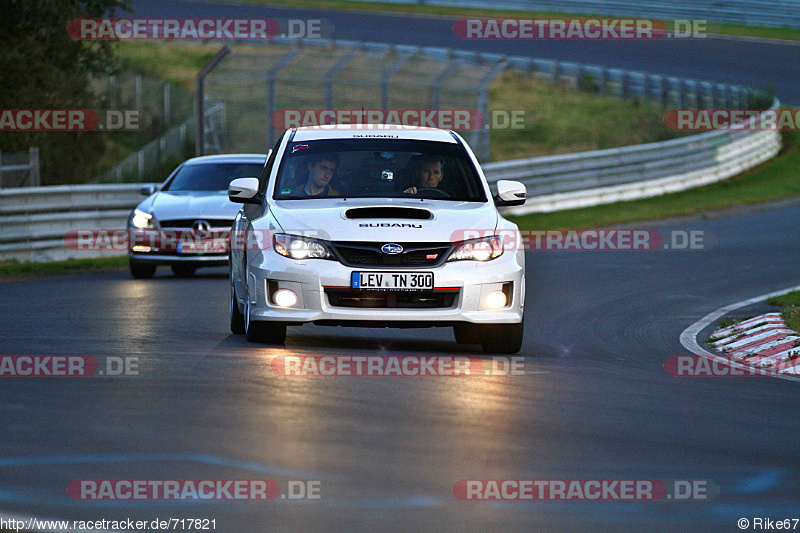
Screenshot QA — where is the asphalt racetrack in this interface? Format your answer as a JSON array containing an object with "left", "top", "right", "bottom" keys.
[
  {"left": 131, "top": 0, "right": 800, "bottom": 104},
  {"left": 2, "top": 203, "right": 799, "bottom": 530}
]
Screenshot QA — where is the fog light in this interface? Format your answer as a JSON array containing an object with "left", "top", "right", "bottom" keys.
[
  {"left": 273, "top": 289, "right": 298, "bottom": 307},
  {"left": 485, "top": 290, "right": 507, "bottom": 310},
  {"left": 131, "top": 245, "right": 151, "bottom": 252}
]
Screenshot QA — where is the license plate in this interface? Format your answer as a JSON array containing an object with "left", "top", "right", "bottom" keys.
[
  {"left": 351, "top": 271, "right": 434, "bottom": 290},
  {"left": 177, "top": 239, "right": 226, "bottom": 254}
]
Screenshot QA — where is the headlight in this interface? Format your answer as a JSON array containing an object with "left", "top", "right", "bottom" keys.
[
  {"left": 129, "top": 209, "right": 156, "bottom": 229},
  {"left": 273, "top": 234, "right": 333, "bottom": 260},
  {"left": 447, "top": 236, "right": 503, "bottom": 262}
]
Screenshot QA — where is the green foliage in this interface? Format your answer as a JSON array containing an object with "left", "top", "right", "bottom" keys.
[{"left": 0, "top": 0, "right": 131, "bottom": 185}]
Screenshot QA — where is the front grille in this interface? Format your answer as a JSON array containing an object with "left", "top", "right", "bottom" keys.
[
  {"left": 325, "top": 288, "right": 458, "bottom": 308},
  {"left": 159, "top": 219, "right": 233, "bottom": 229},
  {"left": 331, "top": 242, "right": 452, "bottom": 267}
]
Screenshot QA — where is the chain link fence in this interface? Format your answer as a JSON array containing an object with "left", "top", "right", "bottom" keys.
[
  {"left": 89, "top": 72, "right": 199, "bottom": 183},
  {"left": 90, "top": 71, "right": 194, "bottom": 133},
  {"left": 198, "top": 39, "right": 766, "bottom": 163},
  {"left": 202, "top": 41, "right": 496, "bottom": 159}
]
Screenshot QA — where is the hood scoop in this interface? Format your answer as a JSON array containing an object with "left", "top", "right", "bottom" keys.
[{"left": 344, "top": 207, "right": 432, "bottom": 220}]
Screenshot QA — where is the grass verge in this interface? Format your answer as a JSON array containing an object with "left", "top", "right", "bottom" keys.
[
  {"left": 767, "top": 291, "right": 800, "bottom": 332},
  {"left": 115, "top": 42, "right": 220, "bottom": 91},
  {"left": 0, "top": 256, "right": 127, "bottom": 281},
  {"left": 509, "top": 130, "right": 800, "bottom": 230},
  {"left": 234, "top": 0, "right": 800, "bottom": 42},
  {"left": 489, "top": 72, "right": 686, "bottom": 160}
]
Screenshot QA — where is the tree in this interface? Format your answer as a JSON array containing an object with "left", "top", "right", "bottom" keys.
[{"left": 0, "top": 0, "right": 130, "bottom": 184}]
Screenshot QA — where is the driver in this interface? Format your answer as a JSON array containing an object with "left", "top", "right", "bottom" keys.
[{"left": 403, "top": 155, "right": 444, "bottom": 195}]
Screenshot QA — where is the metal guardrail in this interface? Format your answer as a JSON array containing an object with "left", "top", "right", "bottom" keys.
[
  {"left": 0, "top": 184, "right": 152, "bottom": 262},
  {"left": 0, "top": 99, "right": 781, "bottom": 262},
  {"left": 484, "top": 99, "right": 782, "bottom": 214},
  {"left": 343, "top": 0, "right": 800, "bottom": 29}
]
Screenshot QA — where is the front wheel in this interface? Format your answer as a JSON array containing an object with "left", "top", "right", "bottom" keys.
[
  {"left": 453, "top": 323, "right": 480, "bottom": 345},
  {"left": 479, "top": 321, "right": 524, "bottom": 354},
  {"left": 129, "top": 260, "right": 156, "bottom": 279},
  {"left": 230, "top": 267, "right": 245, "bottom": 335}
]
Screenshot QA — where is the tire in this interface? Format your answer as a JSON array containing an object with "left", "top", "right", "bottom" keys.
[
  {"left": 479, "top": 321, "right": 524, "bottom": 354},
  {"left": 230, "top": 266, "right": 245, "bottom": 335},
  {"left": 244, "top": 282, "right": 286, "bottom": 344},
  {"left": 453, "top": 323, "right": 481, "bottom": 345},
  {"left": 129, "top": 260, "right": 156, "bottom": 279},
  {"left": 172, "top": 264, "right": 197, "bottom": 277}
]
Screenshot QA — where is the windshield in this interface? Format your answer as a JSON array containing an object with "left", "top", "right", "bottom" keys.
[
  {"left": 272, "top": 139, "right": 487, "bottom": 202},
  {"left": 164, "top": 162, "right": 264, "bottom": 191}
]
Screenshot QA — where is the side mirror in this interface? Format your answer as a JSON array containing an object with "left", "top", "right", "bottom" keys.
[
  {"left": 494, "top": 180, "right": 527, "bottom": 207},
  {"left": 229, "top": 177, "right": 262, "bottom": 204},
  {"left": 139, "top": 184, "right": 156, "bottom": 196}
]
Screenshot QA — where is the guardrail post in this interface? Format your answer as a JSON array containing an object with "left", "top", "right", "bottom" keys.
[
  {"left": 325, "top": 50, "right": 358, "bottom": 111},
  {"left": 473, "top": 60, "right": 507, "bottom": 162},
  {"left": 195, "top": 46, "right": 230, "bottom": 156},
  {"left": 266, "top": 46, "right": 302, "bottom": 147},
  {"left": 621, "top": 72, "right": 630, "bottom": 98},
  {"left": 135, "top": 74, "right": 142, "bottom": 117},
  {"left": 163, "top": 83, "right": 171, "bottom": 125},
  {"left": 381, "top": 48, "right": 412, "bottom": 111},
  {"left": 0, "top": 150, "right": 3, "bottom": 188},
  {"left": 431, "top": 55, "right": 458, "bottom": 109},
  {"left": 30, "top": 147, "right": 40, "bottom": 187},
  {"left": 695, "top": 81, "right": 704, "bottom": 109}
]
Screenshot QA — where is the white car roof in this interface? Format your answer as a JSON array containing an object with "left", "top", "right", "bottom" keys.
[
  {"left": 291, "top": 125, "right": 458, "bottom": 143},
  {"left": 183, "top": 154, "right": 267, "bottom": 165}
]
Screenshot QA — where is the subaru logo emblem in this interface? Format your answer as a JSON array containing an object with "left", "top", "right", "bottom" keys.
[{"left": 381, "top": 243, "right": 403, "bottom": 255}]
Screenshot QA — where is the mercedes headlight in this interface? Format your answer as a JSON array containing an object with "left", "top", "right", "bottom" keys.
[
  {"left": 129, "top": 209, "right": 156, "bottom": 229},
  {"left": 447, "top": 236, "right": 503, "bottom": 262},
  {"left": 274, "top": 234, "right": 333, "bottom": 260}
]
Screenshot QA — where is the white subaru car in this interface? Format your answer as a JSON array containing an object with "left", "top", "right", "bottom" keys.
[{"left": 228, "top": 126, "right": 527, "bottom": 353}]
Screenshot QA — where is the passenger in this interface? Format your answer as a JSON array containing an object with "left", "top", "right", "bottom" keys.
[{"left": 293, "top": 154, "right": 340, "bottom": 197}]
